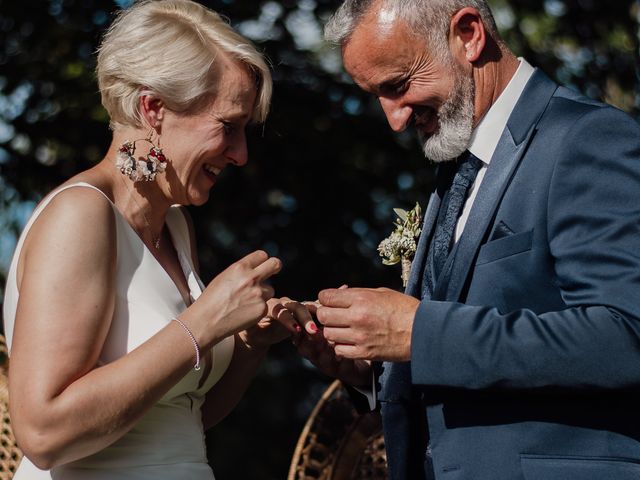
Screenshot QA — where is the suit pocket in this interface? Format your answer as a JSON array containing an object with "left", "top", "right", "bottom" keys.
[
  {"left": 476, "top": 229, "right": 533, "bottom": 265},
  {"left": 521, "top": 454, "right": 640, "bottom": 480}
]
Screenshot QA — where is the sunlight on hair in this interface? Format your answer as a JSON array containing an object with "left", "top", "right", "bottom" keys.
[{"left": 377, "top": 5, "right": 398, "bottom": 35}]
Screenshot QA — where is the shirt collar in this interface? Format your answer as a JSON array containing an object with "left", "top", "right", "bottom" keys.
[{"left": 468, "top": 58, "right": 535, "bottom": 165}]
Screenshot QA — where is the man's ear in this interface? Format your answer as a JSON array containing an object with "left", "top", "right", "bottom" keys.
[
  {"left": 449, "top": 7, "right": 486, "bottom": 64},
  {"left": 138, "top": 91, "right": 165, "bottom": 132}
]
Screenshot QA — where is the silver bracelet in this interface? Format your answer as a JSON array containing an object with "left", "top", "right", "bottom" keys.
[{"left": 172, "top": 318, "right": 201, "bottom": 371}]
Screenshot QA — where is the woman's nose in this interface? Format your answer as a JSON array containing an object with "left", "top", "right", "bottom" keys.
[{"left": 226, "top": 136, "right": 248, "bottom": 167}]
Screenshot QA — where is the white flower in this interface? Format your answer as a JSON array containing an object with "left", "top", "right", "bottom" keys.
[
  {"left": 378, "top": 203, "right": 422, "bottom": 264},
  {"left": 137, "top": 159, "right": 151, "bottom": 178},
  {"left": 116, "top": 142, "right": 167, "bottom": 182},
  {"left": 116, "top": 151, "right": 133, "bottom": 172},
  {"left": 378, "top": 203, "right": 422, "bottom": 287}
]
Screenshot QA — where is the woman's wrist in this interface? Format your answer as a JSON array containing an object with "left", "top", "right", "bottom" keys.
[
  {"left": 176, "top": 308, "right": 222, "bottom": 352},
  {"left": 171, "top": 317, "right": 201, "bottom": 371}
]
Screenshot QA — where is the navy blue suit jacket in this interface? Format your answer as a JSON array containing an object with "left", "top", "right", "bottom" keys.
[{"left": 378, "top": 70, "right": 640, "bottom": 480}]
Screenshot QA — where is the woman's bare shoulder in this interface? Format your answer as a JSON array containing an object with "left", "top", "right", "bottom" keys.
[
  {"left": 33, "top": 183, "right": 115, "bottom": 240},
  {"left": 17, "top": 183, "right": 117, "bottom": 287}
]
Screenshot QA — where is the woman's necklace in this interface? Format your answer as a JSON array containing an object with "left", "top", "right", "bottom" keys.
[{"left": 117, "top": 174, "right": 161, "bottom": 250}]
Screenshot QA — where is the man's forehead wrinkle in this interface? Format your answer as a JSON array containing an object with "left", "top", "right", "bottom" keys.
[
  {"left": 344, "top": 38, "right": 410, "bottom": 94},
  {"left": 344, "top": 45, "right": 386, "bottom": 92},
  {"left": 343, "top": 54, "right": 375, "bottom": 91}
]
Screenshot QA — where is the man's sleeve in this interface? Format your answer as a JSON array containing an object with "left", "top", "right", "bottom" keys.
[{"left": 410, "top": 106, "right": 640, "bottom": 390}]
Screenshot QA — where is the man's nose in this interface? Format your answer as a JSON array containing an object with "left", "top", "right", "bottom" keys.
[{"left": 379, "top": 97, "right": 412, "bottom": 133}]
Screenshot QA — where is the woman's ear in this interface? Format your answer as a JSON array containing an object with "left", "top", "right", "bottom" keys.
[
  {"left": 449, "top": 7, "right": 486, "bottom": 64},
  {"left": 138, "top": 91, "right": 165, "bottom": 132}
]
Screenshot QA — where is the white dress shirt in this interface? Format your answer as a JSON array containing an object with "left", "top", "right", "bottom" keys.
[{"left": 454, "top": 58, "right": 535, "bottom": 242}]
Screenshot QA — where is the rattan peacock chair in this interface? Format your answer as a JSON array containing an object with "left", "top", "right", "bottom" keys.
[
  {"left": 288, "top": 380, "right": 388, "bottom": 480},
  {"left": 0, "top": 334, "right": 22, "bottom": 479}
]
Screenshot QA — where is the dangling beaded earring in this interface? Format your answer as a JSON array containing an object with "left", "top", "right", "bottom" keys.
[{"left": 116, "top": 130, "right": 167, "bottom": 182}]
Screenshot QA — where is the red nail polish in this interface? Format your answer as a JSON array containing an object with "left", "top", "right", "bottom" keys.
[
  {"left": 294, "top": 324, "right": 301, "bottom": 332},
  {"left": 308, "top": 323, "right": 318, "bottom": 333}
]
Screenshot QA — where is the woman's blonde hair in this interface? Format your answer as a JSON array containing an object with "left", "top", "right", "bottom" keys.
[{"left": 97, "top": 0, "right": 272, "bottom": 129}]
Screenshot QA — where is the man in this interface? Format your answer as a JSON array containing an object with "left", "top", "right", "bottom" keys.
[{"left": 285, "top": 0, "right": 640, "bottom": 479}]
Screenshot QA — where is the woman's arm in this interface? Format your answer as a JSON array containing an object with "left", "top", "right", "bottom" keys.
[
  {"left": 9, "top": 188, "right": 202, "bottom": 469},
  {"left": 201, "top": 300, "right": 295, "bottom": 429},
  {"left": 181, "top": 207, "right": 293, "bottom": 429},
  {"left": 200, "top": 334, "right": 268, "bottom": 430},
  {"left": 9, "top": 188, "right": 281, "bottom": 469}
]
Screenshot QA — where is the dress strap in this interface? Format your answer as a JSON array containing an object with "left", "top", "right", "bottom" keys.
[
  {"left": 51, "top": 182, "right": 114, "bottom": 204},
  {"left": 18, "top": 182, "right": 113, "bottom": 248},
  {"left": 166, "top": 207, "right": 204, "bottom": 301}
]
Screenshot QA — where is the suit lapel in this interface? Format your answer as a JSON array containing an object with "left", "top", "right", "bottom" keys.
[
  {"left": 435, "top": 128, "right": 531, "bottom": 301},
  {"left": 380, "top": 71, "right": 558, "bottom": 403},
  {"left": 437, "top": 70, "right": 559, "bottom": 302},
  {"left": 405, "top": 163, "right": 455, "bottom": 298},
  {"left": 380, "top": 164, "right": 453, "bottom": 402}
]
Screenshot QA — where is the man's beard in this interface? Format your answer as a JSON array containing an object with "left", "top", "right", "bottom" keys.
[{"left": 418, "top": 68, "right": 475, "bottom": 163}]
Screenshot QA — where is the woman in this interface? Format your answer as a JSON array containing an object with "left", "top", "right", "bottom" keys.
[{"left": 2, "top": 1, "right": 290, "bottom": 478}]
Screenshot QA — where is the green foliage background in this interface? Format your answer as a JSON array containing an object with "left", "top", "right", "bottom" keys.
[{"left": 0, "top": 0, "right": 638, "bottom": 478}]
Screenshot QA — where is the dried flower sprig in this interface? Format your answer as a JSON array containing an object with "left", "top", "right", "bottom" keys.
[{"left": 378, "top": 202, "right": 422, "bottom": 287}]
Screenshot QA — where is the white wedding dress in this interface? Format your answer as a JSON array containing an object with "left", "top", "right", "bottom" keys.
[{"left": 3, "top": 182, "right": 234, "bottom": 479}]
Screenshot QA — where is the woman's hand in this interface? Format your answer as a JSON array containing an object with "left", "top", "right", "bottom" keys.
[
  {"left": 237, "top": 316, "right": 291, "bottom": 351},
  {"left": 181, "top": 250, "right": 282, "bottom": 347},
  {"left": 265, "top": 297, "right": 372, "bottom": 387},
  {"left": 235, "top": 296, "right": 303, "bottom": 351}
]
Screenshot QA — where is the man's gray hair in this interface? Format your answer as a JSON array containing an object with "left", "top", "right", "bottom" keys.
[{"left": 325, "top": 0, "right": 501, "bottom": 60}]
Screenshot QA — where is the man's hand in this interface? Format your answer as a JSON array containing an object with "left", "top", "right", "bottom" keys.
[
  {"left": 267, "top": 297, "right": 372, "bottom": 387},
  {"left": 317, "top": 287, "right": 420, "bottom": 362}
]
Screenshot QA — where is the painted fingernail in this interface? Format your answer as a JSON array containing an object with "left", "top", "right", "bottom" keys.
[
  {"left": 294, "top": 324, "right": 301, "bottom": 332},
  {"left": 308, "top": 322, "right": 318, "bottom": 333}
]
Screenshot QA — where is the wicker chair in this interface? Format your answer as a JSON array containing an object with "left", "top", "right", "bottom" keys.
[
  {"left": 0, "top": 335, "right": 22, "bottom": 479},
  {"left": 288, "top": 380, "right": 388, "bottom": 480}
]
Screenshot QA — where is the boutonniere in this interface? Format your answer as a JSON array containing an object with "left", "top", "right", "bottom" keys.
[{"left": 377, "top": 202, "right": 422, "bottom": 287}]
